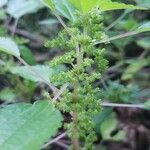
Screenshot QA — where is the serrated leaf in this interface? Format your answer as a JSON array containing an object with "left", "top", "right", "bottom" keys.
[
  {"left": 10, "top": 65, "right": 53, "bottom": 83},
  {"left": 0, "top": 37, "right": 20, "bottom": 57},
  {"left": 42, "top": 0, "right": 76, "bottom": 21},
  {"left": 6, "top": 0, "right": 44, "bottom": 18},
  {"left": 0, "top": 101, "right": 62, "bottom": 150},
  {"left": 69, "top": 0, "right": 144, "bottom": 13}
]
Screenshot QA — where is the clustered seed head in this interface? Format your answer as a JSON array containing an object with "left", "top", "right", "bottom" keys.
[{"left": 46, "top": 8, "right": 108, "bottom": 149}]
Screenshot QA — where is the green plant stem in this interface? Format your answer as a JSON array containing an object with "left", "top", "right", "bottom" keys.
[
  {"left": 52, "top": 12, "right": 81, "bottom": 149},
  {"left": 11, "top": 18, "right": 19, "bottom": 37},
  {"left": 105, "top": 10, "right": 130, "bottom": 31},
  {"left": 71, "top": 82, "right": 80, "bottom": 150},
  {"left": 53, "top": 12, "right": 70, "bottom": 34},
  {"left": 52, "top": 84, "right": 68, "bottom": 102},
  {"left": 42, "top": 132, "right": 67, "bottom": 149},
  {"left": 53, "top": 11, "right": 76, "bottom": 39},
  {"left": 70, "top": 42, "right": 84, "bottom": 150},
  {"left": 101, "top": 102, "right": 144, "bottom": 109},
  {"left": 95, "top": 31, "right": 139, "bottom": 45},
  {"left": 55, "top": 141, "right": 69, "bottom": 149}
]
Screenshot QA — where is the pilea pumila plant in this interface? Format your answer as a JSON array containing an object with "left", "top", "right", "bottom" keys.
[
  {"left": 46, "top": 8, "right": 108, "bottom": 150},
  {"left": 42, "top": 0, "right": 149, "bottom": 149},
  {"left": 0, "top": 0, "right": 149, "bottom": 150}
]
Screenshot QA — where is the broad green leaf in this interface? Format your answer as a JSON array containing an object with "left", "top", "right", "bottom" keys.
[
  {"left": 98, "top": 0, "right": 144, "bottom": 11},
  {"left": 42, "top": 0, "right": 76, "bottom": 21},
  {"left": 122, "top": 59, "right": 148, "bottom": 80},
  {"left": 54, "top": 0, "right": 76, "bottom": 21},
  {"left": 100, "top": 114, "right": 125, "bottom": 140},
  {"left": 0, "top": 101, "right": 62, "bottom": 150},
  {"left": 69, "top": 0, "right": 144, "bottom": 13},
  {"left": 93, "top": 108, "right": 112, "bottom": 133},
  {"left": 0, "top": 37, "right": 20, "bottom": 57},
  {"left": 6, "top": 0, "right": 44, "bottom": 18},
  {"left": 10, "top": 65, "right": 53, "bottom": 83},
  {"left": 138, "top": 22, "right": 150, "bottom": 32},
  {"left": 69, "top": 0, "right": 98, "bottom": 13}
]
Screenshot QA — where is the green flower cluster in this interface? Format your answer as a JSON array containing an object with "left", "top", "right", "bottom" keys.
[{"left": 46, "top": 8, "right": 108, "bottom": 150}]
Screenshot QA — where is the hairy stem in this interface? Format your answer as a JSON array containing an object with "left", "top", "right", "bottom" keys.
[
  {"left": 71, "top": 83, "right": 80, "bottom": 150},
  {"left": 72, "top": 112, "right": 80, "bottom": 150}
]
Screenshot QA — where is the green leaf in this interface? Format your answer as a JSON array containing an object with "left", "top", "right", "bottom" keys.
[
  {"left": 6, "top": 0, "right": 44, "bottom": 18},
  {"left": 100, "top": 114, "right": 126, "bottom": 140},
  {"left": 54, "top": 0, "right": 76, "bottom": 21},
  {"left": 0, "top": 37, "right": 20, "bottom": 57},
  {"left": 69, "top": 0, "right": 97, "bottom": 13},
  {"left": 42, "top": 0, "right": 76, "bottom": 21},
  {"left": 93, "top": 108, "right": 112, "bottom": 133},
  {"left": 42, "top": 0, "right": 55, "bottom": 10},
  {"left": 144, "top": 100, "right": 150, "bottom": 110},
  {"left": 0, "top": 89, "right": 17, "bottom": 102},
  {"left": 122, "top": 59, "right": 148, "bottom": 80},
  {"left": 10, "top": 65, "right": 53, "bottom": 83},
  {"left": 0, "top": 101, "right": 62, "bottom": 150},
  {"left": 98, "top": 0, "right": 144, "bottom": 11},
  {"left": 69, "top": 0, "right": 144, "bottom": 13},
  {"left": 138, "top": 21, "right": 150, "bottom": 32},
  {"left": 20, "top": 46, "right": 36, "bottom": 65}
]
